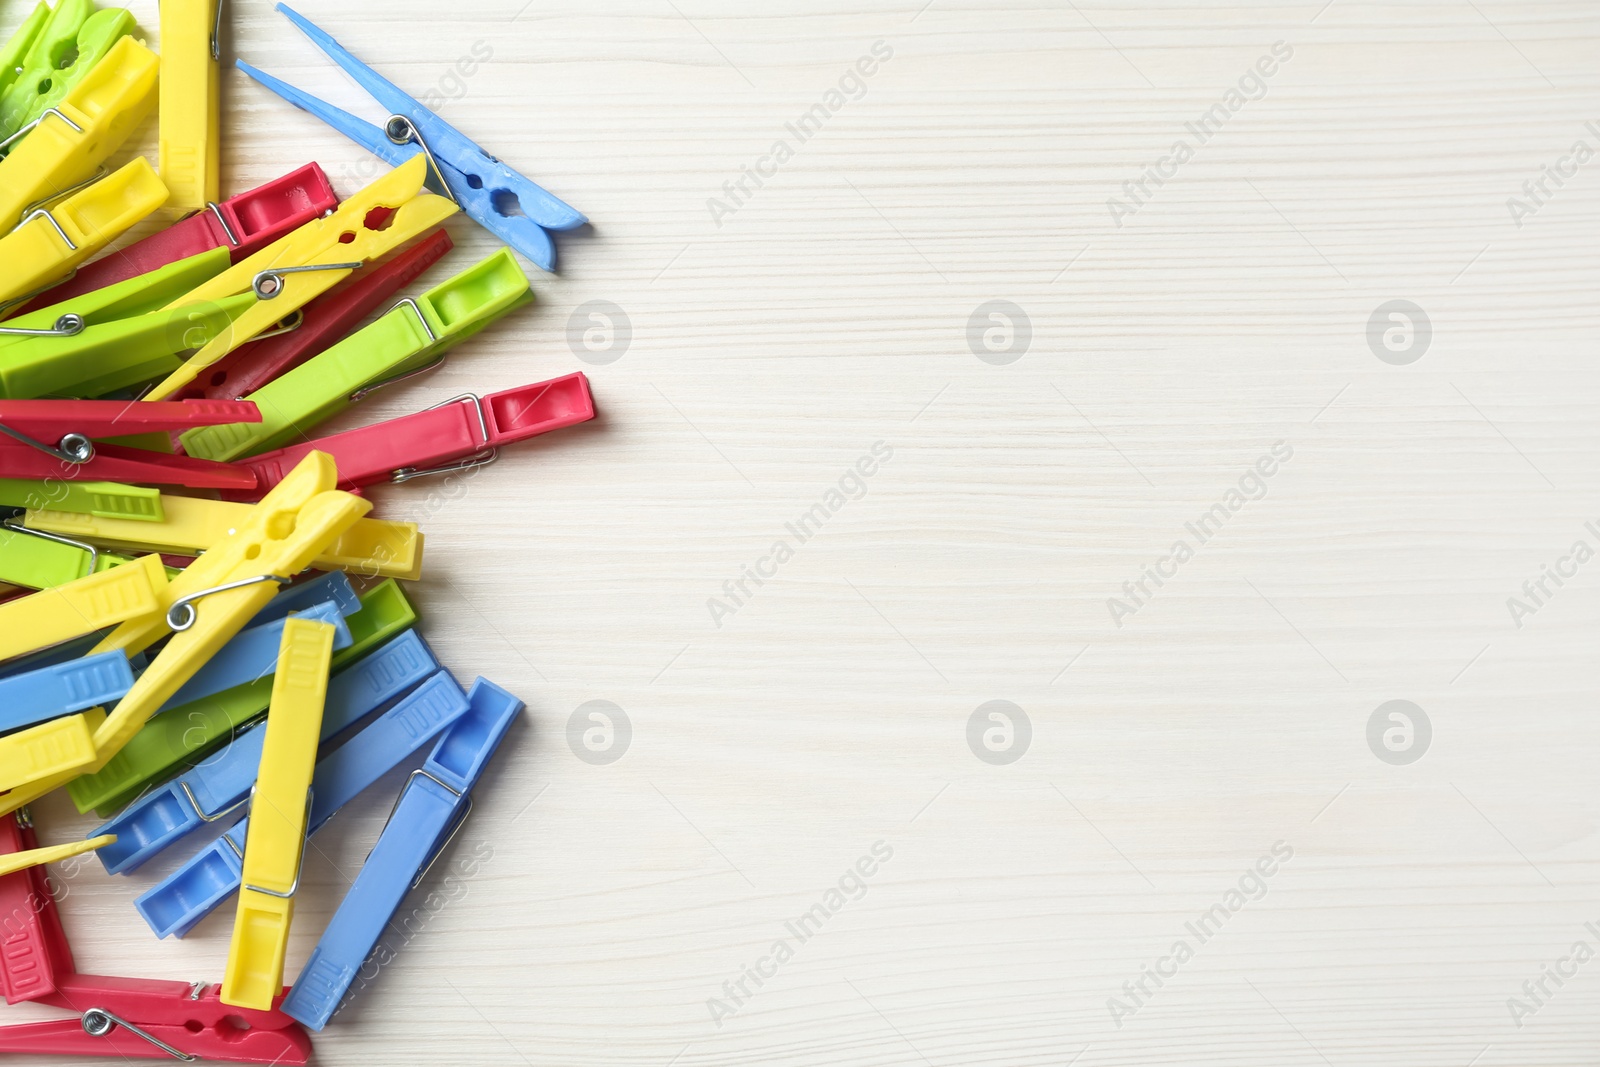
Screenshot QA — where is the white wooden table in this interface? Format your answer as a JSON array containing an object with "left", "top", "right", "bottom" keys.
[{"left": 13, "top": 0, "right": 1600, "bottom": 1063}]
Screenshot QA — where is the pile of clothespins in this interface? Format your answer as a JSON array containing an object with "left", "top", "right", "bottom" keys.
[{"left": 0, "top": 0, "right": 593, "bottom": 1060}]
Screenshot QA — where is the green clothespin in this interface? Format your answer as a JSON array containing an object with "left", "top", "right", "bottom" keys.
[
  {"left": 180, "top": 248, "right": 534, "bottom": 462},
  {"left": 70, "top": 579, "right": 419, "bottom": 815},
  {"left": 0, "top": 477, "right": 162, "bottom": 520},
  {"left": 0, "top": 4, "right": 53, "bottom": 101},
  {"left": 0, "top": 521, "right": 139, "bottom": 588},
  {"left": 0, "top": 246, "right": 233, "bottom": 398},
  {"left": 0, "top": 0, "right": 136, "bottom": 142}
]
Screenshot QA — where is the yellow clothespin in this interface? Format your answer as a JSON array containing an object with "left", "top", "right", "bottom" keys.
[
  {"left": 158, "top": 0, "right": 220, "bottom": 212},
  {"left": 221, "top": 616, "right": 332, "bottom": 1010},
  {"left": 0, "top": 832, "right": 114, "bottom": 877},
  {"left": 89, "top": 452, "right": 369, "bottom": 762},
  {"left": 144, "top": 156, "right": 457, "bottom": 399},
  {"left": 0, "top": 709, "right": 103, "bottom": 795},
  {"left": 0, "top": 35, "right": 158, "bottom": 231},
  {"left": 26, "top": 494, "right": 423, "bottom": 580},
  {"left": 0, "top": 157, "right": 169, "bottom": 306},
  {"left": 0, "top": 453, "right": 367, "bottom": 817},
  {"left": 0, "top": 552, "right": 165, "bottom": 661}
]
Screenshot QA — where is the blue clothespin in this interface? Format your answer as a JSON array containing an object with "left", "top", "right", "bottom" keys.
[
  {"left": 153, "top": 572, "right": 358, "bottom": 713},
  {"left": 156, "top": 599, "right": 353, "bottom": 713},
  {"left": 0, "top": 634, "right": 147, "bottom": 681},
  {"left": 282, "top": 677, "right": 521, "bottom": 1029},
  {"left": 249, "top": 571, "right": 362, "bottom": 626},
  {"left": 236, "top": 3, "right": 585, "bottom": 272},
  {"left": 0, "top": 651, "right": 134, "bottom": 734},
  {"left": 135, "top": 669, "right": 472, "bottom": 937},
  {"left": 94, "top": 630, "right": 439, "bottom": 875}
]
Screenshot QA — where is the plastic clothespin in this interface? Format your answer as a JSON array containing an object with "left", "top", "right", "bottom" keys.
[
  {"left": 0, "top": 552, "right": 164, "bottom": 662},
  {"left": 0, "top": 812, "right": 74, "bottom": 1004},
  {"left": 0, "top": 452, "right": 368, "bottom": 818},
  {"left": 0, "top": 247, "right": 232, "bottom": 399},
  {"left": 0, "top": 5, "right": 54, "bottom": 103},
  {"left": 182, "top": 248, "right": 532, "bottom": 462},
  {"left": 67, "top": 578, "right": 416, "bottom": 816},
  {"left": 239, "top": 3, "right": 584, "bottom": 272},
  {"left": 248, "top": 569, "right": 362, "bottom": 624},
  {"left": 0, "top": 520, "right": 129, "bottom": 589},
  {"left": 283, "top": 677, "right": 522, "bottom": 1028},
  {"left": 231, "top": 371, "right": 594, "bottom": 497},
  {"left": 15, "top": 165, "right": 338, "bottom": 316},
  {"left": 0, "top": 1, "right": 135, "bottom": 142},
  {"left": 177, "top": 226, "right": 452, "bottom": 401},
  {"left": 159, "top": 598, "right": 351, "bottom": 715},
  {"left": 139, "top": 668, "right": 470, "bottom": 940},
  {"left": 0, "top": 651, "right": 133, "bottom": 734},
  {"left": 88, "top": 453, "right": 366, "bottom": 748},
  {"left": 0, "top": 708, "right": 105, "bottom": 795},
  {"left": 0, "top": 157, "right": 169, "bottom": 307},
  {"left": 27, "top": 492, "right": 424, "bottom": 580},
  {"left": 95, "top": 628, "right": 438, "bottom": 874},
  {"left": 0, "top": 975, "right": 314, "bottom": 1063},
  {"left": 0, "top": 632, "right": 146, "bottom": 683},
  {"left": 0, "top": 397, "right": 259, "bottom": 488},
  {"left": 158, "top": 0, "right": 222, "bottom": 213},
  {"left": 0, "top": 835, "right": 115, "bottom": 878},
  {"left": 220, "top": 616, "right": 333, "bottom": 1010},
  {"left": 0, "top": 815, "right": 313, "bottom": 1062},
  {"left": 0, "top": 478, "right": 162, "bottom": 520},
  {"left": 0, "top": 35, "right": 156, "bottom": 234},
  {"left": 144, "top": 154, "right": 458, "bottom": 400}
]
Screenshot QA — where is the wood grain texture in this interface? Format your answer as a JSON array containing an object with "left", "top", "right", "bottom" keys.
[{"left": 8, "top": 0, "right": 1600, "bottom": 1063}]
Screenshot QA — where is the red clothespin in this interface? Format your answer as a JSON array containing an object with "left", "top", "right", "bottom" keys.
[
  {"left": 0, "top": 813, "right": 72, "bottom": 1005},
  {"left": 3, "top": 974, "right": 315, "bottom": 1063},
  {"left": 0, "top": 399, "right": 261, "bottom": 489},
  {"left": 175, "top": 228, "right": 454, "bottom": 401},
  {"left": 226, "top": 372, "right": 594, "bottom": 498},
  {"left": 0, "top": 815, "right": 313, "bottom": 1063},
  {"left": 10, "top": 164, "right": 339, "bottom": 318}
]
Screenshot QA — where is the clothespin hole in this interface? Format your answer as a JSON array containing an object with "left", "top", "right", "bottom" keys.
[
  {"left": 48, "top": 37, "right": 78, "bottom": 70},
  {"left": 490, "top": 189, "right": 526, "bottom": 220},
  {"left": 209, "top": 370, "right": 228, "bottom": 386},
  {"left": 362, "top": 206, "right": 395, "bottom": 231},
  {"left": 243, "top": 544, "right": 261, "bottom": 560},
  {"left": 337, "top": 230, "right": 356, "bottom": 244},
  {"left": 464, "top": 173, "right": 484, "bottom": 190},
  {"left": 35, "top": 77, "right": 50, "bottom": 93},
  {"left": 265, "top": 512, "right": 297, "bottom": 539}
]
